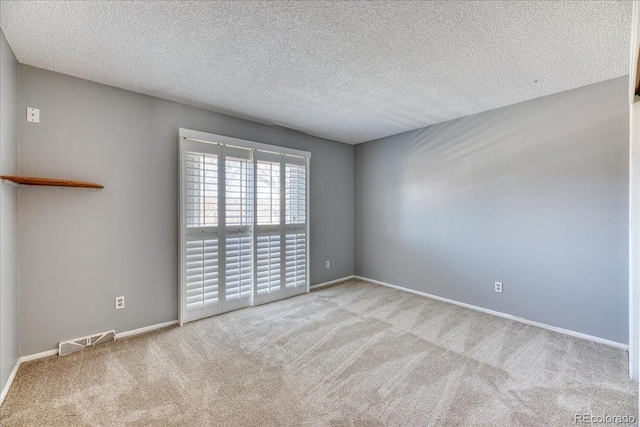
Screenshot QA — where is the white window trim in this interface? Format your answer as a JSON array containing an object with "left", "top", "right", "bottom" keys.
[
  {"left": 179, "top": 128, "right": 311, "bottom": 159},
  {"left": 179, "top": 128, "right": 311, "bottom": 326}
]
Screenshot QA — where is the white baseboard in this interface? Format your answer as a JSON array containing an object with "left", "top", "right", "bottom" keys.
[
  {"left": 20, "top": 348, "right": 59, "bottom": 363},
  {"left": 116, "top": 320, "right": 178, "bottom": 339},
  {"left": 0, "top": 358, "right": 21, "bottom": 406},
  {"left": 19, "top": 320, "right": 180, "bottom": 365},
  {"left": 354, "top": 275, "right": 629, "bottom": 351},
  {"left": 311, "top": 275, "right": 355, "bottom": 289}
]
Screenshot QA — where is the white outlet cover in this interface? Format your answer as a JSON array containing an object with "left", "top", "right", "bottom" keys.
[
  {"left": 326, "top": 261, "right": 330, "bottom": 269},
  {"left": 115, "top": 296, "right": 125, "bottom": 309},
  {"left": 26, "top": 107, "right": 39, "bottom": 123},
  {"left": 494, "top": 282, "right": 503, "bottom": 293}
]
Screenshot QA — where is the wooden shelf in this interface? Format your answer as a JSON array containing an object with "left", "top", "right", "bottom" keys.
[{"left": 1, "top": 176, "right": 103, "bottom": 189}]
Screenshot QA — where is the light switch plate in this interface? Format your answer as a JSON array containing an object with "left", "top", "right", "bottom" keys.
[{"left": 27, "top": 107, "right": 40, "bottom": 123}]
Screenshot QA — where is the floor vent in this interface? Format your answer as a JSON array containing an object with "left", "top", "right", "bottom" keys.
[{"left": 58, "top": 330, "right": 116, "bottom": 356}]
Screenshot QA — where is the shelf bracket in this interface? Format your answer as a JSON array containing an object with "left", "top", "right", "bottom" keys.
[{"left": 2, "top": 179, "right": 22, "bottom": 188}]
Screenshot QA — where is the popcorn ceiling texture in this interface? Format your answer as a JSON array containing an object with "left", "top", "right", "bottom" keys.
[{"left": 0, "top": 1, "right": 631, "bottom": 144}]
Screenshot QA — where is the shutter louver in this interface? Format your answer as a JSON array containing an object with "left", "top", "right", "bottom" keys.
[
  {"left": 225, "top": 235, "right": 253, "bottom": 301},
  {"left": 256, "top": 235, "right": 281, "bottom": 295},
  {"left": 285, "top": 164, "right": 306, "bottom": 224},
  {"left": 186, "top": 238, "right": 219, "bottom": 311},
  {"left": 186, "top": 152, "right": 218, "bottom": 227},
  {"left": 257, "top": 160, "right": 280, "bottom": 225},
  {"left": 285, "top": 233, "right": 306, "bottom": 289},
  {"left": 226, "top": 157, "right": 253, "bottom": 226}
]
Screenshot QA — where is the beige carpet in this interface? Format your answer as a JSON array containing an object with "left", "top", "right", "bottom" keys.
[{"left": 1, "top": 279, "right": 637, "bottom": 426}]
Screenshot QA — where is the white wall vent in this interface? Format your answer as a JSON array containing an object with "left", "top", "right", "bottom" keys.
[{"left": 58, "top": 329, "right": 116, "bottom": 356}]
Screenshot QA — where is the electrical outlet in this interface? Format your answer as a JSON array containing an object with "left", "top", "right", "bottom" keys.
[
  {"left": 26, "top": 107, "right": 39, "bottom": 123},
  {"left": 494, "top": 282, "right": 503, "bottom": 293},
  {"left": 115, "top": 296, "right": 125, "bottom": 309},
  {"left": 325, "top": 261, "right": 330, "bottom": 269}
]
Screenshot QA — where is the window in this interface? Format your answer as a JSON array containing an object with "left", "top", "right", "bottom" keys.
[
  {"left": 284, "top": 156, "right": 307, "bottom": 292},
  {"left": 179, "top": 129, "right": 310, "bottom": 324}
]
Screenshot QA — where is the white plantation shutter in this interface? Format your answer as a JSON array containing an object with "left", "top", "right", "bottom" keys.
[
  {"left": 284, "top": 156, "right": 308, "bottom": 297},
  {"left": 222, "top": 150, "right": 253, "bottom": 312},
  {"left": 285, "top": 233, "right": 306, "bottom": 290},
  {"left": 185, "top": 237, "right": 219, "bottom": 311},
  {"left": 285, "top": 163, "right": 306, "bottom": 224},
  {"left": 181, "top": 142, "right": 222, "bottom": 323},
  {"left": 186, "top": 152, "right": 218, "bottom": 227},
  {"left": 256, "top": 234, "right": 281, "bottom": 295},
  {"left": 254, "top": 154, "right": 285, "bottom": 305},
  {"left": 180, "top": 130, "right": 309, "bottom": 325},
  {"left": 225, "top": 235, "right": 253, "bottom": 300},
  {"left": 257, "top": 160, "right": 280, "bottom": 225},
  {"left": 225, "top": 155, "right": 253, "bottom": 227}
]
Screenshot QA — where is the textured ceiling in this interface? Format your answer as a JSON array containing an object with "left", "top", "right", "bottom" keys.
[{"left": 0, "top": 1, "right": 632, "bottom": 144}]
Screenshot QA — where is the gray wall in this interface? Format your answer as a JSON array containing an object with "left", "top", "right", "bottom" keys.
[
  {"left": 355, "top": 76, "right": 629, "bottom": 344},
  {"left": 0, "top": 30, "right": 20, "bottom": 394},
  {"left": 18, "top": 66, "right": 354, "bottom": 355}
]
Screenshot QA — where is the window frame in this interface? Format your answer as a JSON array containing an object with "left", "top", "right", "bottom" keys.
[{"left": 179, "top": 128, "right": 310, "bottom": 325}]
